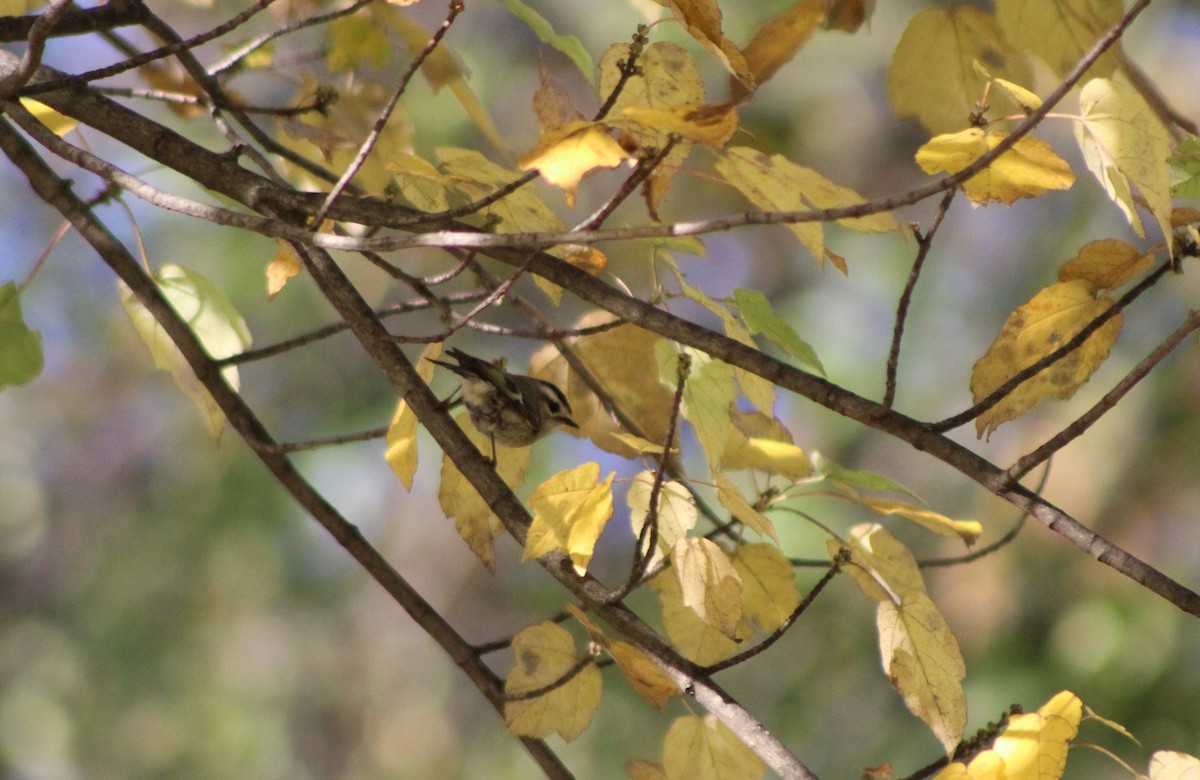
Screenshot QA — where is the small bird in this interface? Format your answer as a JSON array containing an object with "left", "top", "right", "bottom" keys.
[{"left": 429, "top": 348, "right": 579, "bottom": 458}]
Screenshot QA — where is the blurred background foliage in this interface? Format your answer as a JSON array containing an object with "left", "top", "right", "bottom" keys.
[{"left": 1, "top": 0, "right": 1199, "bottom": 778}]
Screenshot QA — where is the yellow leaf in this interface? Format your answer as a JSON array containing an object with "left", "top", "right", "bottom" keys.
[
  {"left": 832, "top": 523, "right": 927, "bottom": 604},
  {"left": 530, "top": 316, "right": 675, "bottom": 458},
  {"left": 932, "top": 751, "right": 1006, "bottom": 780},
  {"left": 518, "top": 121, "right": 627, "bottom": 205},
  {"left": 438, "top": 147, "right": 565, "bottom": 233},
  {"left": 991, "top": 691, "right": 1081, "bottom": 780},
  {"left": 657, "top": 342, "right": 736, "bottom": 469},
  {"left": 266, "top": 239, "right": 302, "bottom": 300},
  {"left": 712, "top": 472, "right": 778, "bottom": 542},
  {"left": 504, "top": 622, "right": 602, "bottom": 742},
  {"left": 628, "top": 471, "right": 698, "bottom": 568},
  {"left": 916, "top": 128, "right": 1074, "bottom": 205},
  {"left": 722, "top": 429, "right": 811, "bottom": 480},
  {"left": 860, "top": 498, "right": 982, "bottom": 545},
  {"left": 119, "top": 265, "right": 251, "bottom": 439},
  {"left": 888, "top": 6, "right": 1030, "bottom": 134},
  {"left": 663, "top": 713, "right": 766, "bottom": 780},
  {"left": 599, "top": 41, "right": 702, "bottom": 211},
  {"left": 438, "top": 412, "right": 532, "bottom": 570},
  {"left": 386, "top": 154, "right": 452, "bottom": 213},
  {"left": 1057, "top": 238, "right": 1154, "bottom": 291},
  {"left": 611, "top": 433, "right": 670, "bottom": 455},
  {"left": 523, "top": 462, "right": 615, "bottom": 574},
  {"left": 619, "top": 103, "right": 738, "bottom": 148},
  {"left": 552, "top": 244, "right": 608, "bottom": 275},
  {"left": 385, "top": 343, "right": 441, "bottom": 492},
  {"left": 326, "top": 13, "right": 391, "bottom": 72},
  {"left": 566, "top": 605, "right": 682, "bottom": 710},
  {"left": 716, "top": 147, "right": 902, "bottom": 266},
  {"left": 1150, "top": 751, "right": 1200, "bottom": 780},
  {"left": 878, "top": 592, "right": 967, "bottom": 756},
  {"left": 660, "top": 0, "right": 755, "bottom": 88},
  {"left": 971, "top": 280, "right": 1123, "bottom": 438},
  {"left": 608, "top": 640, "right": 682, "bottom": 710},
  {"left": 20, "top": 98, "right": 78, "bottom": 136},
  {"left": 995, "top": 0, "right": 1122, "bottom": 78},
  {"left": 732, "top": 543, "right": 801, "bottom": 632},
  {"left": 1075, "top": 78, "right": 1173, "bottom": 245},
  {"left": 651, "top": 568, "right": 749, "bottom": 665},
  {"left": 738, "top": 0, "right": 827, "bottom": 96},
  {"left": 678, "top": 281, "right": 776, "bottom": 414},
  {"left": 671, "top": 538, "right": 744, "bottom": 639}
]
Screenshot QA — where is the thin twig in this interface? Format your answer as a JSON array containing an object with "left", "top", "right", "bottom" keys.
[
  {"left": 501, "top": 655, "right": 595, "bottom": 702},
  {"left": 931, "top": 261, "right": 1172, "bottom": 433},
  {"left": 882, "top": 188, "right": 955, "bottom": 409},
  {"left": 1003, "top": 310, "right": 1200, "bottom": 483},
  {"left": 208, "top": 0, "right": 375, "bottom": 77},
  {"left": 250, "top": 426, "right": 389, "bottom": 454},
  {"left": 0, "top": 0, "right": 74, "bottom": 100},
  {"left": 594, "top": 24, "right": 649, "bottom": 121},
  {"left": 311, "top": 0, "right": 464, "bottom": 226}
]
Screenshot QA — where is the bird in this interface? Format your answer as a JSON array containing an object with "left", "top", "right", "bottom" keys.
[{"left": 429, "top": 348, "right": 579, "bottom": 459}]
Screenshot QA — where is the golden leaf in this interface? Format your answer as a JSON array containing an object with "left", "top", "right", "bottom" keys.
[
  {"left": 523, "top": 462, "right": 615, "bottom": 574},
  {"left": 991, "top": 691, "right": 1081, "bottom": 780},
  {"left": 659, "top": 0, "right": 755, "bottom": 88},
  {"left": 266, "top": 239, "right": 302, "bottom": 301},
  {"left": 1057, "top": 238, "right": 1154, "bottom": 292},
  {"left": 737, "top": 0, "right": 827, "bottom": 97},
  {"left": 20, "top": 99, "right": 78, "bottom": 136},
  {"left": 566, "top": 605, "right": 681, "bottom": 711},
  {"left": 971, "top": 280, "right": 1123, "bottom": 438},
  {"left": 619, "top": 102, "right": 738, "bottom": 148},
  {"left": 916, "top": 128, "right": 1074, "bottom": 205},
  {"left": 504, "top": 622, "right": 602, "bottom": 741},
  {"left": 1075, "top": 78, "right": 1173, "bottom": 245},
  {"left": 860, "top": 498, "right": 982, "bottom": 545},
  {"left": 518, "top": 121, "right": 627, "bottom": 205},
  {"left": 832, "top": 523, "right": 927, "bottom": 604},
  {"left": 384, "top": 343, "right": 441, "bottom": 492}
]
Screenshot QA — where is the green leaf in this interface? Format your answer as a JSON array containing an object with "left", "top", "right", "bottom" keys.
[
  {"left": 0, "top": 282, "right": 44, "bottom": 389},
  {"left": 732, "top": 288, "right": 825, "bottom": 375},
  {"left": 497, "top": 0, "right": 595, "bottom": 87},
  {"left": 811, "top": 451, "right": 922, "bottom": 502},
  {"left": 1169, "top": 137, "right": 1200, "bottom": 198},
  {"left": 655, "top": 341, "right": 736, "bottom": 469}
]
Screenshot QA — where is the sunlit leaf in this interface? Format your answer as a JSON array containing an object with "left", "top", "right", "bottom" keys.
[
  {"left": 991, "top": 691, "right": 1082, "bottom": 780},
  {"left": 651, "top": 568, "right": 749, "bottom": 665},
  {"left": 1075, "top": 78, "right": 1173, "bottom": 245},
  {"left": 859, "top": 498, "right": 982, "bottom": 545},
  {"left": 832, "top": 523, "right": 927, "bottom": 604},
  {"left": 916, "top": 128, "right": 1074, "bottom": 205},
  {"left": 971, "top": 279, "right": 1122, "bottom": 438},
  {"left": 119, "top": 265, "right": 251, "bottom": 439},
  {"left": 657, "top": 342, "right": 736, "bottom": 469},
  {"left": 567, "top": 605, "right": 682, "bottom": 710},
  {"left": 20, "top": 98, "right": 78, "bottom": 136},
  {"left": 671, "top": 537, "right": 743, "bottom": 638},
  {"left": 265, "top": 239, "right": 302, "bottom": 300},
  {"left": 385, "top": 343, "right": 441, "bottom": 492},
  {"left": 1149, "top": 750, "right": 1200, "bottom": 780},
  {"left": 518, "top": 121, "right": 627, "bottom": 205},
  {"left": 619, "top": 102, "right": 738, "bottom": 148},
  {"left": 523, "top": 462, "right": 615, "bottom": 574},
  {"left": 628, "top": 471, "right": 697, "bottom": 568}
]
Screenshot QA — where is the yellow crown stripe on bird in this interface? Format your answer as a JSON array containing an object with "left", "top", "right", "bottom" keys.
[{"left": 429, "top": 348, "right": 578, "bottom": 458}]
